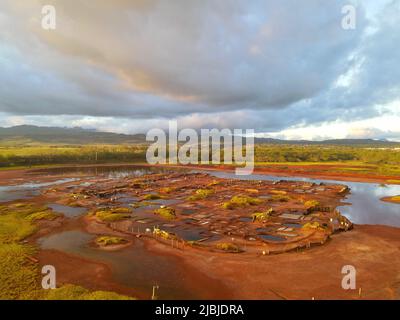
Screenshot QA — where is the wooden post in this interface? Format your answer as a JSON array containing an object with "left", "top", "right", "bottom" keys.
[{"left": 151, "top": 285, "right": 159, "bottom": 300}]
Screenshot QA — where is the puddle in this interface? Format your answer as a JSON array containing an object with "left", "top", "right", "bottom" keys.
[
  {"left": 114, "top": 193, "right": 139, "bottom": 204},
  {"left": 32, "top": 165, "right": 180, "bottom": 179},
  {"left": 256, "top": 227, "right": 275, "bottom": 233},
  {"left": 258, "top": 234, "right": 286, "bottom": 242},
  {"left": 182, "top": 218, "right": 198, "bottom": 224},
  {"left": 164, "top": 225, "right": 208, "bottom": 242},
  {"left": 0, "top": 178, "right": 78, "bottom": 203},
  {"left": 239, "top": 217, "right": 253, "bottom": 222},
  {"left": 27, "top": 165, "right": 400, "bottom": 227},
  {"left": 153, "top": 199, "right": 181, "bottom": 206},
  {"left": 38, "top": 230, "right": 221, "bottom": 299},
  {"left": 283, "top": 223, "right": 302, "bottom": 229},
  {"left": 180, "top": 209, "right": 197, "bottom": 215},
  {"left": 208, "top": 170, "right": 400, "bottom": 227},
  {"left": 48, "top": 204, "right": 87, "bottom": 218},
  {"left": 0, "top": 189, "right": 40, "bottom": 202}
]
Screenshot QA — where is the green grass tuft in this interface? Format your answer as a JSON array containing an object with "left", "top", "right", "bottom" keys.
[
  {"left": 154, "top": 207, "right": 176, "bottom": 220},
  {"left": 251, "top": 208, "right": 274, "bottom": 222},
  {"left": 96, "top": 236, "right": 127, "bottom": 246},
  {"left": 95, "top": 210, "right": 131, "bottom": 222},
  {"left": 143, "top": 193, "right": 163, "bottom": 200},
  {"left": 153, "top": 227, "right": 176, "bottom": 240},
  {"left": 302, "top": 222, "right": 326, "bottom": 231},
  {"left": 26, "top": 210, "right": 59, "bottom": 221},
  {"left": 222, "top": 195, "right": 262, "bottom": 209},
  {"left": 0, "top": 243, "right": 38, "bottom": 299},
  {"left": 187, "top": 188, "right": 214, "bottom": 201},
  {"left": 215, "top": 242, "right": 241, "bottom": 252},
  {"left": 269, "top": 194, "right": 291, "bottom": 202},
  {"left": 43, "top": 284, "right": 134, "bottom": 300},
  {"left": 303, "top": 200, "right": 321, "bottom": 212}
]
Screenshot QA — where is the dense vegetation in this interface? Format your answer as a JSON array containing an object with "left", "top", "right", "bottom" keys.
[
  {"left": 0, "top": 145, "right": 148, "bottom": 167},
  {"left": 1, "top": 125, "right": 399, "bottom": 169},
  {"left": 254, "top": 145, "right": 400, "bottom": 165},
  {"left": 1, "top": 144, "right": 400, "bottom": 178}
]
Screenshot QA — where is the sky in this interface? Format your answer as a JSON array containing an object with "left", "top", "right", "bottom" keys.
[{"left": 0, "top": 0, "right": 399, "bottom": 140}]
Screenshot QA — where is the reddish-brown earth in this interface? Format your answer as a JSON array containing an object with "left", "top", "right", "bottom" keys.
[
  {"left": 2, "top": 162, "right": 400, "bottom": 185},
  {"left": 145, "top": 224, "right": 400, "bottom": 299},
  {"left": 1, "top": 165, "right": 399, "bottom": 300},
  {"left": 151, "top": 163, "right": 400, "bottom": 184}
]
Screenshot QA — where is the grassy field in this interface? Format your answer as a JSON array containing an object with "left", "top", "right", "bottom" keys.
[
  {"left": 0, "top": 145, "right": 148, "bottom": 168},
  {"left": 1, "top": 143, "right": 400, "bottom": 178}
]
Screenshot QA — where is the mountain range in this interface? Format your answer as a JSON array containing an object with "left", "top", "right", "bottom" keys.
[{"left": 0, "top": 125, "right": 398, "bottom": 147}]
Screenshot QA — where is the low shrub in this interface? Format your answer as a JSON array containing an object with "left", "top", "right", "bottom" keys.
[
  {"left": 207, "top": 180, "right": 220, "bottom": 187},
  {"left": 187, "top": 189, "right": 214, "bottom": 201},
  {"left": 269, "top": 194, "right": 291, "bottom": 202},
  {"left": 302, "top": 222, "right": 326, "bottom": 231},
  {"left": 245, "top": 189, "right": 259, "bottom": 194},
  {"left": 96, "top": 236, "right": 127, "bottom": 246},
  {"left": 304, "top": 200, "right": 321, "bottom": 213},
  {"left": 95, "top": 208, "right": 131, "bottom": 222},
  {"left": 215, "top": 242, "right": 241, "bottom": 253},
  {"left": 43, "top": 284, "right": 134, "bottom": 300},
  {"left": 251, "top": 208, "right": 274, "bottom": 222},
  {"left": 143, "top": 193, "right": 162, "bottom": 200},
  {"left": 269, "top": 190, "right": 287, "bottom": 195},
  {"left": 26, "top": 210, "right": 59, "bottom": 221},
  {"left": 153, "top": 227, "right": 176, "bottom": 240},
  {"left": 222, "top": 195, "right": 262, "bottom": 210},
  {"left": 154, "top": 207, "right": 176, "bottom": 220}
]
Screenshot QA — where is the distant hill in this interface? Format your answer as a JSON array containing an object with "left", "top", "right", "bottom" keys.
[
  {"left": 0, "top": 125, "right": 399, "bottom": 147},
  {"left": 0, "top": 125, "right": 146, "bottom": 145}
]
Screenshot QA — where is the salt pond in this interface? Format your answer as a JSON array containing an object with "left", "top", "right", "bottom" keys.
[{"left": 3, "top": 165, "right": 399, "bottom": 299}]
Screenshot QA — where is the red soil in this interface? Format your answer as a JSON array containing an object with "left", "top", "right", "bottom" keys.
[
  {"left": 145, "top": 224, "right": 400, "bottom": 299},
  {"left": 2, "top": 165, "right": 399, "bottom": 300}
]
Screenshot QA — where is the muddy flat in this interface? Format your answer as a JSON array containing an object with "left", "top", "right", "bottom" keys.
[{"left": 1, "top": 165, "right": 399, "bottom": 300}]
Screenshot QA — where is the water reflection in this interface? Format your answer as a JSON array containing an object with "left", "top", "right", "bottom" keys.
[
  {"left": 38, "top": 230, "right": 221, "bottom": 299},
  {"left": 0, "top": 178, "right": 78, "bottom": 203},
  {"left": 5, "top": 165, "right": 400, "bottom": 227},
  {"left": 31, "top": 165, "right": 176, "bottom": 179},
  {"left": 207, "top": 170, "right": 400, "bottom": 227},
  {"left": 48, "top": 203, "right": 87, "bottom": 218},
  {"left": 337, "top": 183, "right": 400, "bottom": 226}
]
